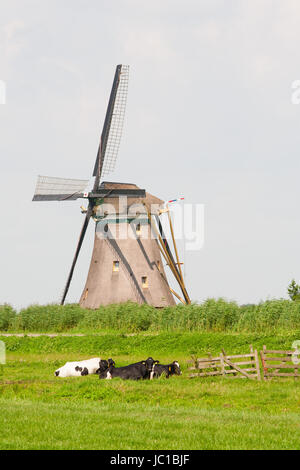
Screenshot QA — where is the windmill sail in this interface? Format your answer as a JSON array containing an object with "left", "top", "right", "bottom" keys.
[
  {"left": 60, "top": 65, "right": 129, "bottom": 304},
  {"left": 60, "top": 207, "right": 92, "bottom": 305},
  {"left": 93, "top": 64, "right": 129, "bottom": 188},
  {"left": 33, "top": 175, "right": 89, "bottom": 201}
]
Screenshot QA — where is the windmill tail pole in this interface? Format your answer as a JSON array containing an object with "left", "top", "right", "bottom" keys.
[
  {"left": 158, "top": 228, "right": 190, "bottom": 304},
  {"left": 165, "top": 202, "right": 191, "bottom": 304},
  {"left": 145, "top": 205, "right": 191, "bottom": 304},
  {"left": 157, "top": 266, "right": 186, "bottom": 305},
  {"left": 155, "top": 237, "right": 186, "bottom": 304},
  {"left": 169, "top": 287, "right": 186, "bottom": 304},
  {"left": 154, "top": 218, "right": 190, "bottom": 303},
  {"left": 155, "top": 215, "right": 180, "bottom": 278},
  {"left": 158, "top": 234, "right": 190, "bottom": 304},
  {"left": 157, "top": 209, "right": 191, "bottom": 304},
  {"left": 166, "top": 204, "right": 191, "bottom": 304},
  {"left": 166, "top": 204, "right": 184, "bottom": 282}
]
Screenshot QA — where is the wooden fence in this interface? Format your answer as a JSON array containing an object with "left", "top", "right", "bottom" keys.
[
  {"left": 188, "top": 346, "right": 261, "bottom": 380},
  {"left": 260, "top": 345, "right": 300, "bottom": 380}
]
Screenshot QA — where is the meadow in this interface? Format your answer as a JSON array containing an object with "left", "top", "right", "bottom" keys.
[{"left": 1, "top": 300, "right": 300, "bottom": 450}]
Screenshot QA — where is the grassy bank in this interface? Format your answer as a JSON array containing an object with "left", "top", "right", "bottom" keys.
[
  {"left": 1, "top": 332, "right": 300, "bottom": 449},
  {"left": 1, "top": 330, "right": 300, "bottom": 356},
  {"left": 2, "top": 298, "right": 300, "bottom": 334},
  {"left": 1, "top": 323, "right": 300, "bottom": 449}
]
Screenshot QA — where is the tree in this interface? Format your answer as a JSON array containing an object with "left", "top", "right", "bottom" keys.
[{"left": 287, "top": 279, "right": 300, "bottom": 301}]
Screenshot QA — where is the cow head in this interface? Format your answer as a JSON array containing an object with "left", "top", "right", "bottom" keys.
[
  {"left": 142, "top": 357, "right": 159, "bottom": 373},
  {"left": 108, "top": 358, "right": 115, "bottom": 369},
  {"left": 96, "top": 359, "right": 109, "bottom": 375},
  {"left": 171, "top": 361, "right": 182, "bottom": 375},
  {"left": 96, "top": 359, "right": 115, "bottom": 379}
]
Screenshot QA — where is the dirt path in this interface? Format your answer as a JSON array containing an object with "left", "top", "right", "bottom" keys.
[{"left": 0, "top": 333, "right": 86, "bottom": 337}]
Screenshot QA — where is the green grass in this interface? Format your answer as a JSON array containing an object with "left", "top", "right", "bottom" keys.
[
  {"left": 1, "top": 331, "right": 300, "bottom": 449},
  {"left": 2, "top": 298, "right": 300, "bottom": 334},
  {"left": 2, "top": 330, "right": 300, "bottom": 356},
  {"left": 1, "top": 399, "right": 300, "bottom": 450}
]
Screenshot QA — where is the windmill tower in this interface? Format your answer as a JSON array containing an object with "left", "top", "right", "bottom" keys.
[{"left": 33, "top": 65, "right": 190, "bottom": 308}]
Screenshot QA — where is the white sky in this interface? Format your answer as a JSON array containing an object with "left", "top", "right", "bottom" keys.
[{"left": 1, "top": 0, "right": 300, "bottom": 309}]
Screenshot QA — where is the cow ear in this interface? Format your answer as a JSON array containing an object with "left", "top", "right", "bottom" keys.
[{"left": 155, "top": 360, "right": 160, "bottom": 363}]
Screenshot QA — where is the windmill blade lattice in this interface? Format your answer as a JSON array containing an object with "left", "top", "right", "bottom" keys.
[
  {"left": 101, "top": 65, "right": 129, "bottom": 177},
  {"left": 33, "top": 175, "right": 89, "bottom": 201}
]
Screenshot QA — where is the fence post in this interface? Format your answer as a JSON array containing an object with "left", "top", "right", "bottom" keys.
[
  {"left": 222, "top": 348, "right": 237, "bottom": 376},
  {"left": 254, "top": 349, "right": 261, "bottom": 381},
  {"left": 260, "top": 345, "right": 268, "bottom": 381},
  {"left": 220, "top": 353, "right": 225, "bottom": 376}
]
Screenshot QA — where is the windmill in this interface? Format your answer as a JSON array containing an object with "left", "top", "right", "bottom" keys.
[{"left": 33, "top": 65, "right": 190, "bottom": 308}]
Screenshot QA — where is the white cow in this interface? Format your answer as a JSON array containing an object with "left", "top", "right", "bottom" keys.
[{"left": 54, "top": 358, "right": 101, "bottom": 377}]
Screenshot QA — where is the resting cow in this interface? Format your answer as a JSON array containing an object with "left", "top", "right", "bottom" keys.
[
  {"left": 98, "top": 357, "right": 159, "bottom": 380},
  {"left": 96, "top": 359, "right": 115, "bottom": 378},
  {"left": 54, "top": 358, "right": 101, "bottom": 377},
  {"left": 152, "top": 361, "right": 181, "bottom": 379}
]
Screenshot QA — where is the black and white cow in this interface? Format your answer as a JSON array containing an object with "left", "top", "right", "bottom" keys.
[
  {"left": 126, "top": 358, "right": 160, "bottom": 380},
  {"left": 54, "top": 358, "right": 101, "bottom": 377},
  {"left": 98, "top": 357, "right": 159, "bottom": 380},
  {"left": 152, "top": 361, "right": 181, "bottom": 379},
  {"left": 96, "top": 359, "right": 115, "bottom": 378}
]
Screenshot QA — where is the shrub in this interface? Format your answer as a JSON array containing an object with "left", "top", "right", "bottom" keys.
[
  {"left": 15, "top": 304, "right": 85, "bottom": 332},
  {"left": 2, "top": 298, "right": 300, "bottom": 333},
  {"left": 0, "top": 304, "right": 16, "bottom": 331}
]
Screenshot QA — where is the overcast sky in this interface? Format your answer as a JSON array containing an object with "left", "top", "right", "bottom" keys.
[{"left": 1, "top": 0, "right": 300, "bottom": 310}]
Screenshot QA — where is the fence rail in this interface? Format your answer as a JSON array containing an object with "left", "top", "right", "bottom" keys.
[
  {"left": 188, "top": 346, "right": 261, "bottom": 380},
  {"left": 260, "top": 345, "right": 300, "bottom": 380}
]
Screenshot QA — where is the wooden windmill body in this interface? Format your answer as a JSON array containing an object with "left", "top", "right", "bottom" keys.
[{"left": 33, "top": 66, "right": 190, "bottom": 308}]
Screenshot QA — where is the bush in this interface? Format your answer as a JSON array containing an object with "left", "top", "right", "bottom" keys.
[
  {"left": 237, "top": 300, "right": 300, "bottom": 332},
  {"left": 0, "top": 304, "right": 16, "bottom": 331},
  {"left": 2, "top": 298, "right": 300, "bottom": 333},
  {"left": 15, "top": 304, "right": 85, "bottom": 332},
  {"left": 78, "top": 302, "right": 155, "bottom": 332}
]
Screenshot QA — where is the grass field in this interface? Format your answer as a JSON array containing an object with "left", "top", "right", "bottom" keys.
[{"left": 1, "top": 330, "right": 300, "bottom": 449}]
